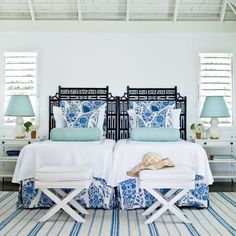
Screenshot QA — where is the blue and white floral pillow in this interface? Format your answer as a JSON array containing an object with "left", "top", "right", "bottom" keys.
[
  {"left": 60, "top": 100, "right": 106, "bottom": 129},
  {"left": 128, "top": 101, "right": 175, "bottom": 128}
]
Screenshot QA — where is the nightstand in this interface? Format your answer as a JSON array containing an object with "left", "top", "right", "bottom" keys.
[
  {"left": 195, "top": 139, "right": 236, "bottom": 183},
  {"left": 0, "top": 137, "right": 45, "bottom": 182}
]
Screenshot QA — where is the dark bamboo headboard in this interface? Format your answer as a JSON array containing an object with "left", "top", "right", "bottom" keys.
[
  {"left": 49, "top": 86, "right": 117, "bottom": 139},
  {"left": 49, "top": 86, "right": 187, "bottom": 140},
  {"left": 117, "top": 86, "right": 187, "bottom": 140}
]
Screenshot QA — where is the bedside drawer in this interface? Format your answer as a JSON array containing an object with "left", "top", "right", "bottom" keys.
[{"left": 196, "top": 140, "right": 235, "bottom": 147}]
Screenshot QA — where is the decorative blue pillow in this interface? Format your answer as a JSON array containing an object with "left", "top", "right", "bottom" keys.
[
  {"left": 60, "top": 100, "right": 106, "bottom": 129},
  {"left": 130, "top": 128, "right": 180, "bottom": 142},
  {"left": 128, "top": 101, "right": 175, "bottom": 128},
  {"left": 50, "top": 128, "right": 102, "bottom": 141}
]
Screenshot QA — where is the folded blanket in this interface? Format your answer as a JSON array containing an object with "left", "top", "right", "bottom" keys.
[{"left": 127, "top": 152, "right": 174, "bottom": 177}]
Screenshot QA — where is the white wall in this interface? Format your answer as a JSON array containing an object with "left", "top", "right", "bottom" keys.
[{"left": 0, "top": 32, "right": 236, "bottom": 138}]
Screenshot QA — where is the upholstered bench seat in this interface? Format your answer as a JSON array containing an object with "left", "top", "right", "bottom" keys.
[
  {"left": 35, "top": 164, "right": 92, "bottom": 223},
  {"left": 140, "top": 165, "right": 195, "bottom": 189},
  {"left": 139, "top": 165, "right": 195, "bottom": 224},
  {"left": 35, "top": 165, "right": 92, "bottom": 182},
  {"left": 140, "top": 166, "right": 195, "bottom": 181}
]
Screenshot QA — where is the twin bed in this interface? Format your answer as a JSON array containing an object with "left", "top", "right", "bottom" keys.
[{"left": 12, "top": 86, "right": 213, "bottom": 210}]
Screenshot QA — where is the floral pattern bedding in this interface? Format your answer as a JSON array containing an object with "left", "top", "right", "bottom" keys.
[
  {"left": 18, "top": 175, "right": 208, "bottom": 210},
  {"left": 128, "top": 101, "right": 175, "bottom": 128},
  {"left": 60, "top": 100, "right": 106, "bottom": 128},
  {"left": 18, "top": 177, "right": 116, "bottom": 209},
  {"left": 117, "top": 175, "right": 209, "bottom": 210}
]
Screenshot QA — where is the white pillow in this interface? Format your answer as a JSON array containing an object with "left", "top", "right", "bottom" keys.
[
  {"left": 53, "top": 106, "right": 64, "bottom": 128},
  {"left": 165, "top": 109, "right": 181, "bottom": 129},
  {"left": 97, "top": 104, "right": 106, "bottom": 132},
  {"left": 127, "top": 109, "right": 137, "bottom": 128}
]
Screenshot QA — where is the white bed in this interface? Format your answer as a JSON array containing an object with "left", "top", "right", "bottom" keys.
[
  {"left": 109, "top": 139, "right": 213, "bottom": 210},
  {"left": 13, "top": 139, "right": 116, "bottom": 209},
  {"left": 109, "top": 139, "right": 213, "bottom": 186},
  {"left": 13, "top": 139, "right": 115, "bottom": 183}
]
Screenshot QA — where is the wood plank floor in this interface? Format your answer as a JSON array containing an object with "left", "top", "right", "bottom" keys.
[{"left": 0, "top": 181, "right": 235, "bottom": 192}]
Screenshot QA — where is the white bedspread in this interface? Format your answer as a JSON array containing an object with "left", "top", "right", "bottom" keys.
[
  {"left": 108, "top": 139, "right": 213, "bottom": 186},
  {"left": 12, "top": 139, "right": 115, "bottom": 183}
]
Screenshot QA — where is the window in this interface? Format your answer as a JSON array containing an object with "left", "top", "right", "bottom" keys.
[
  {"left": 4, "top": 52, "right": 38, "bottom": 126},
  {"left": 199, "top": 53, "right": 233, "bottom": 126}
]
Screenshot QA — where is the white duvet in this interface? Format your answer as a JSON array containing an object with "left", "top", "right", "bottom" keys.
[
  {"left": 108, "top": 139, "right": 214, "bottom": 186},
  {"left": 12, "top": 139, "right": 115, "bottom": 183}
]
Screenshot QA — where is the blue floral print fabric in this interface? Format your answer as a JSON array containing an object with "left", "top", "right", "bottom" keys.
[
  {"left": 117, "top": 175, "right": 209, "bottom": 210},
  {"left": 60, "top": 100, "right": 106, "bottom": 128},
  {"left": 18, "top": 177, "right": 116, "bottom": 209},
  {"left": 128, "top": 101, "right": 175, "bottom": 128}
]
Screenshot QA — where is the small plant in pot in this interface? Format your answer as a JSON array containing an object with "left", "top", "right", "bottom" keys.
[
  {"left": 24, "top": 122, "right": 37, "bottom": 139},
  {"left": 24, "top": 121, "right": 32, "bottom": 133},
  {"left": 190, "top": 123, "right": 204, "bottom": 139}
]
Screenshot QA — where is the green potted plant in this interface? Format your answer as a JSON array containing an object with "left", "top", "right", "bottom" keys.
[
  {"left": 24, "top": 121, "right": 33, "bottom": 137},
  {"left": 24, "top": 122, "right": 38, "bottom": 139},
  {"left": 190, "top": 123, "right": 204, "bottom": 139}
]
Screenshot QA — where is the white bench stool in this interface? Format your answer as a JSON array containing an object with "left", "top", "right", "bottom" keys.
[
  {"left": 35, "top": 164, "right": 92, "bottom": 222},
  {"left": 139, "top": 166, "right": 195, "bottom": 224}
]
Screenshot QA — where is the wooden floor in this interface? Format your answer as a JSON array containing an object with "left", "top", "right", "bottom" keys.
[
  {"left": 209, "top": 181, "right": 235, "bottom": 192},
  {"left": 0, "top": 181, "right": 235, "bottom": 192}
]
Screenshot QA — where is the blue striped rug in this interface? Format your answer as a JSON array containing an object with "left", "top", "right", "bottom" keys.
[{"left": 0, "top": 192, "right": 235, "bottom": 236}]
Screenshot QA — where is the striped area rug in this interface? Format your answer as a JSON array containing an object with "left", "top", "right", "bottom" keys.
[{"left": 0, "top": 192, "right": 235, "bottom": 236}]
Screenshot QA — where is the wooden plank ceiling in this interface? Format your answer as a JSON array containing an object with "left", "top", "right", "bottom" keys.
[{"left": 0, "top": 0, "right": 235, "bottom": 22}]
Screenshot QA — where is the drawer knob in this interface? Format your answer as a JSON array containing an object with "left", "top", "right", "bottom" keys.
[
  {"left": 230, "top": 142, "right": 233, "bottom": 145},
  {"left": 28, "top": 141, "right": 31, "bottom": 144},
  {"left": 204, "top": 142, "right": 207, "bottom": 145},
  {"left": 2, "top": 141, "right": 5, "bottom": 144}
]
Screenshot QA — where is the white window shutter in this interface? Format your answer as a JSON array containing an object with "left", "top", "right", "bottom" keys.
[
  {"left": 4, "top": 52, "right": 38, "bottom": 126},
  {"left": 199, "top": 53, "right": 233, "bottom": 126}
]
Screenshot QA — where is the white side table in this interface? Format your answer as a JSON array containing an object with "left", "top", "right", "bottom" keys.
[
  {"left": 195, "top": 139, "right": 236, "bottom": 185},
  {"left": 0, "top": 137, "right": 45, "bottom": 184}
]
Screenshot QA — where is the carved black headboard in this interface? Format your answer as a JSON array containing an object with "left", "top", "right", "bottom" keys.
[
  {"left": 49, "top": 86, "right": 117, "bottom": 139},
  {"left": 49, "top": 86, "right": 187, "bottom": 140},
  {"left": 117, "top": 86, "right": 187, "bottom": 140}
]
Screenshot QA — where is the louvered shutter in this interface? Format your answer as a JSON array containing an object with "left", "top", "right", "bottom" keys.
[
  {"left": 4, "top": 52, "right": 38, "bottom": 126},
  {"left": 199, "top": 53, "right": 233, "bottom": 126}
]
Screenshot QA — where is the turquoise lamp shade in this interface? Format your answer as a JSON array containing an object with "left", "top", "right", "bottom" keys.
[
  {"left": 200, "top": 96, "right": 230, "bottom": 118},
  {"left": 5, "top": 95, "right": 35, "bottom": 117}
]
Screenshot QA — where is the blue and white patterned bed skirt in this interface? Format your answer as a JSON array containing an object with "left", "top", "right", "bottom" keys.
[
  {"left": 117, "top": 175, "right": 209, "bottom": 210},
  {"left": 18, "top": 175, "right": 208, "bottom": 210},
  {"left": 18, "top": 177, "right": 116, "bottom": 209}
]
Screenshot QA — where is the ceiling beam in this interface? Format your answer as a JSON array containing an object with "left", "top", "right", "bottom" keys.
[
  {"left": 226, "top": 0, "right": 236, "bottom": 15},
  {"left": 228, "top": 0, "right": 236, "bottom": 7},
  {"left": 77, "top": 0, "right": 82, "bottom": 21},
  {"left": 126, "top": 0, "right": 130, "bottom": 22},
  {"left": 220, "top": 1, "right": 227, "bottom": 22},
  {"left": 173, "top": 0, "right": 180, "bottom": 21},
  {"left": 27, "top": 0, "right": 35, "bottom": 21}
]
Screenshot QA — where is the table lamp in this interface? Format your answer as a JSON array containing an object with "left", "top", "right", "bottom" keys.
[
  {"left": 200, "top": 96, "right": 230, "bottom": 139},
  {"left": 5, "top": 95, "right": 35, "bottom": 138}
]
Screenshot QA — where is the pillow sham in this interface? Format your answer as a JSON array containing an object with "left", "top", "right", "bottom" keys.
[
  {"left": 60, "top": 100, "right": 106, "bottom": 130},
  {"left": 128, "top": 101, "right": 175, "bottom": 128},
  {"left": 130, "top": 128, "right": 180, "bottom": 142},
  {"left": 50, "top": 128, "right": 102, "bottom": 141},
  {"left": 65, "top": 110, "right": 99, "bottom": 128}
]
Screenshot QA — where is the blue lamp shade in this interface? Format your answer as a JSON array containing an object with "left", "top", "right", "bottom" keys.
[
  {"left": 5, "top": 95, "right": 35, "bottom": 117},
  {"left": 200, "top": 96, "right": 230, "bottom": 118}
]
